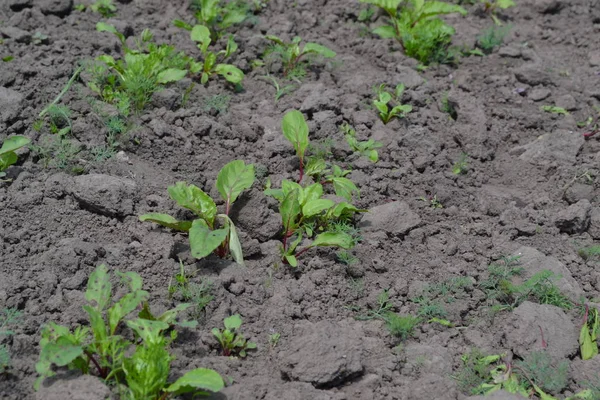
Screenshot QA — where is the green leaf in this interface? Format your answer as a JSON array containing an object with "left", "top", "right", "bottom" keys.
[
  {"left": 173, "top": 19, "right": 194, "bottom": 30},
  {"left": 156, "top": 303, "right": 193, "bottom": 324},
  {"left": 85, "top": 264, "right": 112, "bottom": 311},
  {"left": 157, "top": 68, "right": 187, "bottom": 84},
  {"left": 126, "top": 319, "right": 170, "bottom": 345},
  {"left": 331, "top": 177, "right": 360, "bottom": 201},
  {"left": 189, "top": 219, "right": 228, "bottom": 259},
  {"left": 108, "top": 290, "right": 149, "bottom": 335},
  {"left": 265, "top": 34, "right": 285, "bottom": 45},
  {"left": 83, "top": 305, "right": 107, "bottom": 343},
  {"left": 541, "top": 105, "right": 569, "bottom": 115},
  {"left": 215, "top": 64, "right": 244, "bottom": 84},
  {"left": 302, "top": 199, "right": 334, "bottom": 218},
  {"left": 280, "top": 190, "right": 302, "bottom": 233},
  {"left": 310, "top": 232, "right": 354, "bottom": 249},
  {"left": 420, "top": 2, "right": 467, "bottom": 18},
  {"left": 300, "top": 183, "right": 323, "bottom": 204},
  {"left": 224, "top": 314, "right": 242, "bottom": 330},
  {"left": 285, "top": 254, "right": 298, "bottom": 267},
  {"left": 359, "top": 0, "right": 402, "bottom": 15},
  {"left": 190, "top": 24, "right": 211, "bottom": 53},
  {"left": 0, "top": 152, "right": 17, "bottom": 172},
  {"left": 168, "top": 182, "right": 217, "bottom": 225},
  {"left": 216, "top": 160, "right": 255, "bottom": 206},
  {"left": 302, "top": 43, "right": 336, "bottom": 58},
  {"left": 39, "top": 338, "right": 84, "bottom": 367},
  {"left": 0, "top": 136, "right": 30, "bottom": 155},
  {"left": 580, "top": 322, "right": 598, "bottom": 360},
  {"left": 222, "top": 216, "right": 244, "bottom": 266},
  {"left": 123, "top": 342, "right": 171, "bottom": 399},
  {"left": 281, "top": 110, "right": 309, "bottom": 161},
  {"left": 372, "top": 25, "right": 398, "bottom": 39},
  {"left": 96, "top": 22, "right": 125, "bottom": 45},
  {"left": 139, "top": 213, "right": 192, "bottom": 232},
  {"left": 368, "top": 149, "right": 378, "bottom": 162},
  {"left": 496, "top": 0, "right": 516, "bottom": 9},
  {"left": 165, "top": 368, "right": 224, "bottom": 394},
  {"left": 533, "top": 384, "right": 559, "bottom": 400}
]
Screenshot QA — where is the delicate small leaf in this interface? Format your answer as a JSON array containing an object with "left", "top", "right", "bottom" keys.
[
  {"left": 302, "top": 43, "right": 336, "bottom": 58},
  {"left": 310, "top": 232, "right": 354, "bottom": 249},
  {"left": 580, "top": 323, "right": 598, "bottom": 360},
  {"left": 96, "top": 22, "right": 125, "bottom": 44},
  {"left": 280, "top": 190, "right": 301, "bottom": 233},
  {"left": 157, "top": 68, "right": 187, "bottom": 84},
  {"left": 85, "top": 264, "right": 112, "bottom": 311},
  {"left": 285, "top": 254, "right": 298, "bottom": 267},
  {"left": 165, "top": 368, "right": 224, "bottom": 394},
  {"left": 139, "top": 213, "right": 192, "bottom": 232},
  {"left": 265, "top": 34, "right": 285, "bottom": 45},
  {"left": 281, "top": 110, "right": 309, "bottom": 161},
  {"left": 496, "top": 0, "right": 516, "bottom": 9},
  {"left": 533, "top": 384, "right": 559, "bottom": 400},
  {"left": 173, "top": 19, "right": 194, "bottom": 30},
  {"left": 108, "top": 290, "right": 149, "bottom": 335},
  {"left": 216, "top": 160, "right": 255, "bottom": 206},
  {"left": 83, "top": 305, "right": 107, "bottom": 343},
  {"left": 215, "top": 64, "right": 244, "bottom": 84},
  {"left": 156, "top": 303, "right": 192, "bottom": 325},
  {"left": 189, "top": 219, "right": 228, "bottom": 259}
]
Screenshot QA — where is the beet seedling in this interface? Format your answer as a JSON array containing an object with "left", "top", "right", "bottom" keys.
[
  {"left": 374, "top": 83, "right": 412, "bottom": 124},
  {"left": 360, "top": 0, "right": 467, "bottom": 64},
  {"left": 140, "top": 160, "right": 254, "bottom": 265},
  {"left": 341, "top": 123, "right": 382, "bottom": 163},
  {"left": 263, "top": 35, "right": 336, "bottom": 79},
  {"left": 90, "top": 0, "right": 117, "bottom": 18},
  {"left": 35, "top": 264, "right": 222, "bottom": 398},
  {"left": 0, "top": 135, "right": 30, "bottom": 181},
  {"left": 188, "top": 24, "right": 244, "bottom": 85},
  {"left": 282, "top": 110, "right": 310, "bottom": 183},
  {"left": 481, "top": 0, "right": 515, "bottom": 26},
  {"left": 174, "top": 0, "right": 249, "bottom": 41},
  {"left": 212, "top": 314, "right": 256, "bottom": 357},
  {"left": 94, "top": 23, "right": 189, "bottom": 112}
]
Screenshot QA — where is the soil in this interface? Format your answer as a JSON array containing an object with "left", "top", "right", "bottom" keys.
[{"left": 1, "top": 0, "right": 600, "bottom": 399}]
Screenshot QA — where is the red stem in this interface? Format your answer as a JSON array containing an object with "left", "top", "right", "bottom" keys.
[
  {"left": 298, "top": 157, "right": 304, "bottom": 183},
  {"left": 538, "top": 325, "right": 547, "bottom": 349},
  {"left": 84, "top": 350, "right": 105, "bottom": 378}
]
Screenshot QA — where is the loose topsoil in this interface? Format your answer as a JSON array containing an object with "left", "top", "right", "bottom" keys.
[{"left": 2, "top": 0, "right": 600, "bottom": 399}]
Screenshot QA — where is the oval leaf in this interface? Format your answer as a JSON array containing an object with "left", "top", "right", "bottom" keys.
[
  {"left": 302, "top": 199, "right": 334, "bottom": 218},
  {"left": 189, "top": 219, "right": 228, "bottom": 259},
  {"left": 139, "top": 213, "right": 192, "bottom": 232},
  {"left": 214, "top": 64, "right": 244, "bottom": 84},
  {"left": 281, "top": 110, "right": 309, "bottom": 159},
  {"left": 126, "top": 319, "right": 170, "bottom": 345},
  {"left": 216, "top": 160, "right": 255, "bottom": 206},
  {"left": 0, "top": 136, "right": 31, "bottom": 155},
  {"left": 157, "top": 68, "right": 187, "bottom": 84},
  {"left": 303, "top": 43, "right": 336, "bottom": 58},
  {"left": 190, "top": 24, "right": 211, "bottom": 51},
  {"left": 310, "top": 232, "right": 354, "bottom": 249},
  {"left": 168, "top": 182, "right": 217, "bottom": 225},
  {"left": 85, "top": 264, "right": 112, "bottom": 311},
  {"left": 165, "top": 368, "right": 224, "bottom": 394},
  {"left": 332, "top": 177, "right": 360, "bottom": 201}
]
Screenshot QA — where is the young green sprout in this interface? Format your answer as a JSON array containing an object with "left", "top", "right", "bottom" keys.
[
  {"left": 212, "top": 314, "right": 256, "bottom": 357},
  {"left": 0, "top": 136, "right": 31, "bottom": 180},
  {"left": 263, "top": 35, "right": 336, "bottom": 79},
  {"left": 373, "top": 83, "right": 412, "bottom": 124},
  {"left": 140, "top": 160, "right": 255, "bottom": 264},
  {"left": 189, "top": 25, "right": 244, "bottom": 85}
]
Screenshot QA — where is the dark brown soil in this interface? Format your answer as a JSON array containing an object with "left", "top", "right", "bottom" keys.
[{"left": 2, "top": 0, "right": 600, "bottom": 399}]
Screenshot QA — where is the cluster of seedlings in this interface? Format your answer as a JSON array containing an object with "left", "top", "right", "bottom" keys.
[{"left": 2, "top": 0, "right": 600, "bottom": 399}]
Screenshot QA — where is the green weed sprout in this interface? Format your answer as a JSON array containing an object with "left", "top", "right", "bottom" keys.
[
  {"left": 174, "top": 0, "right": 249, "bottom": 40},
  {"left": 541, "top": 105, "right": 569, "bottom": 116},
  {"left": 0, "top": 136, "right": 31, "bottom": 180},
  {"left": 452, "top": 152, "right": 469, "bottom": 175},
  {"left": 0, "top": 308, "right": 22, "bottom": 370},
  {"left": 90, "top": 0, "right": 117, "bottom": 18},
  {"left": 360, "top": 0, "right": 467, "bottom": 64},
  {"left": 373, "top": 83, "right": 412, "bottom": 124},
  {"left": 94, "top": 23, "right": 189, "bottom": 112},
  {"left": 188, "top": 25, "right": 244, "bottom": 85},
  {"left": 140, "top": 160, "right": 255, "bottom": 265},
  {"left": 263, "top": 35, "right": 336, "bottom": 79},
  {"left": 477, "top": 24, "right": 510, "bottom": 54},
  {"left": 482, "top": 0, "right": 515, "bottom": 26},
  {"left": 35, "top": 264, "right": 223, "bottom": 398},
  {"left": 212, "top": 314, "right": 256, "bottom": 357},
  {"left": 580, "top": 306, "right": 599, "bottom": 360},
  {"left": 341, "top": 123, "right": 382, "bottom": 163}
]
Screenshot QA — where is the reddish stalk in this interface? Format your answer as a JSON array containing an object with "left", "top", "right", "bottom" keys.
[
  {"left": 298, "top": 157, "right": 304, "bottom": 183},
  {"left": 85, "top": 350, "right": 105, "bottom": 378}
]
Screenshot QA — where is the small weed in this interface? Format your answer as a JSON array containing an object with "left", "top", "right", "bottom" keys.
[
  {"left": 358, "top": 6, "right": 375, "bottom": 22},
  {"left": 477, "top": 25, "right": 510, "bottom": 54},
  {"left": 341, "top": 123, "right": 382, "bottom": 162},
  {"left": 337, "top": 250, "right": 359, "bottom": 265},
  {"left": 30, "top": 136, "right": 82, "bottom": 171},
  {"left": 356, "top": 289, "right": 394, "bottom": 321},
  {"left": 482, "top": 0, "right": 515, "bottom": 26},
  {"left": 579, "top": 245, "right": 600, "bottom": 260},
  {"left": 259, "top": 75, "right": 297, "bottom": 102},
  {"left": 0, "top": 308, "right": 22, "bottom": 371},
  {"left": 203, "top": 94, "right": 231, "bottom": 114},
  {"left": 384, "top": 313, "right": 420, "bottom": 340},
  {"left": 413, "top": 276, "right": 471, "bottom": 319},
  {"left": 347, "top": 277, "right": 365, "bottom": 297},
  {"left": 516, "top": 350, "right": 568, "bottom": 394},
  {"left": 90, "top": 0, "right": 117, "bottom": 18},
  {"left": 32, "top": 32, "right": 49, "bottom": 46},
  {"left": 419, "top": 193, "right": 443, "bottom": 208},
  {"left": 268, "top": 332, "right": 280, "bottom": 349},
  {"left": 541, "top": 105, "right": 569, "bottom": 115},
  {"left": 373, "top": 83, "right": 412, "bottom": 124},
  {"left": 453, "top": 350, "right": 503, "bottom": 395},
  {"left": 440, "top": 91, "right": 457, "bottom": 120},
  {"left": 32, "top": 119, "right": 45, "bottom": 132},
  {"left": 212, "top": 314, "right": 256, "bottom": 357},
  {"left": 181, "top": 0, "right": 250, "bottom": 40},
  {"left": 0, "top": 136, "right": 31, "bottom": 181},
  {"left": 452, "top": 152, "right": 469, "bottom": 175},
  {"left": 46, "top": 104, "right": 72, "bottom": 137}
]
